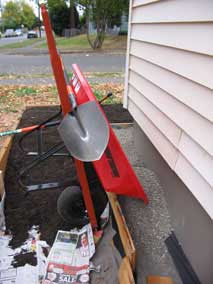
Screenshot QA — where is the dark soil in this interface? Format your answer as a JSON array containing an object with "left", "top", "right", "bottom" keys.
[
  {"left": 12, "top": 252, "right": 37, "bottom": 267},
  {"left": 4, "top": 104, "right": 133, "bottom": 267}
]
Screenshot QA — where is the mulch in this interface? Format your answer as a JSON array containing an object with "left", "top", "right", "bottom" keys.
[{"left": 4, "top": 104, "right": 133, "bottom": 267}]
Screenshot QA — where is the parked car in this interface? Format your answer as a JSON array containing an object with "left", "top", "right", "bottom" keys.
[
  {"left": 15, "top": 29, "right": 23, "bottom": 36},
  {"left": 27, "top": 30, "right": 38, "bottom": 39},
  {"left": 5, "top": 29, "right": 16, "bottom": 37}
]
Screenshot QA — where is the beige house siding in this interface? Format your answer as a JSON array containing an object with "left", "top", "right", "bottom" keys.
[{"left": 124, "top": 0, "right": 213, "bottom": 218}]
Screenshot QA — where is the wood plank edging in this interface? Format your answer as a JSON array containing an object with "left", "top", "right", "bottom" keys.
[
  {"left": 107, "top": 192, "right": 136, "bottom": 270},
  {"left": 0, "top": 136, "right": 13, "bottom": 176}
]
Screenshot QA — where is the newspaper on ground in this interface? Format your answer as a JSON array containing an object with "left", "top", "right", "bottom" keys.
[
  {"left": 15, "top": 264, "right": 38, "bottom": 284},
  {"left": 0, "top": 171, "right": 5, "bottom": 232},
  {"left": 0, "top": 234, "right": 35, "bottom": 284},
  {"left": 43, "top": 224, "right": 95, "bottom": 284},
  {"left": 37, "top": 240, "right": 50, "bottom": 284},
  {"left": 0, "top": 226, "right": 50, "bottom": 284},
  {"left": 99, "top": 202, "right": 109, "bottom": 229},
  {"left": 0, "top": 194, "right": 5, "bottom": 231},
  {"left": 0, "top": 198, "right": 109, "bottom": 284}
]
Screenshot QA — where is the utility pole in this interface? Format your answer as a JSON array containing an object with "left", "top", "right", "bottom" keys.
[
  {"left": 0, "top": 0, "right": 2, "bottom": 18},
  {"left": 0, "top": 0, "right": 2, "bottom": 32},
  {"left": 37, "top": 0, "right": 41, "bottom": 37}
]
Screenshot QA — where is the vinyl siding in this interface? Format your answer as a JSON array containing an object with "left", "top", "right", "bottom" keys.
[
  {"left": 128, "top": 99, "right": 179, "bottom": 169},
  {"left": 125, "top": 0, "right": 213, "bottom": 218},
  {"left": 132, "top": 0, "right": 213, "bottom": 22}
]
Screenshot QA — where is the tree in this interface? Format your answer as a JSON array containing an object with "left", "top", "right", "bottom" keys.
[
  {"left": 48, "top": 0, "right": 79, "bottom": 36},
  {"left": 69, "top": 0, "right": 75, "bottom": 29},
  {"left": 69, "top": 0, "right": 79, "bottom": 29},
  {"left": 2, "top": 1, "right": 36, "bottom": 30},
  {"left": 78, "top": 0, "right": 129, "bottom": 49},
  {"left": 21, "top": 2, "right": 36, "bottom": 29},
  {"left": 48, "top": 0, "right": 70, "bottom": 36},
  {"left": 2, "top": 1, "right": 22, "bottom": 29}
]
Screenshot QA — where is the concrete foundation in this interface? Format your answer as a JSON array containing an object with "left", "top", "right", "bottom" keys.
[{"left": 134, "top": 121, "right": 213, "bottom": 284}]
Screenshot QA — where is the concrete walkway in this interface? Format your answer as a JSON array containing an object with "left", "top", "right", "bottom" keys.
[
  {"left": 114, "top": 126, "right": 182, "bottom": 284},
  {"left": 0, "top": 76, "right": 124, "bottom": 86}
]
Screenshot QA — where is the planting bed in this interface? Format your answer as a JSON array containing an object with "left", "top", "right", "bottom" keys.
[{"left": 4, "top": 104, "right": 133, "bottom": 268}]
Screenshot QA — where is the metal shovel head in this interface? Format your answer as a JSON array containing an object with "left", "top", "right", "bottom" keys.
[{"left": 58, "top": 101, "right": 109, "bottom": 162}]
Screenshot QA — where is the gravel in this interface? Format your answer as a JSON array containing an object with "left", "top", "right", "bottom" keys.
[{"left": 113, "top": 125, "right": 182, "bottom": 284}]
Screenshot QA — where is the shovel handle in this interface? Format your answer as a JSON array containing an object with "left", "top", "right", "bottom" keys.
[
  {"left": 69, "top": 93, "right": 77, "bottom": 110},
  {"left": 63, "top": 67, "right": 77, "bottom": 110}
]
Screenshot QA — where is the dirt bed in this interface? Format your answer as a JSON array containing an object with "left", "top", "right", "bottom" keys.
[{"left": 4, "top": 104, "right": 133, "bottom": 267}]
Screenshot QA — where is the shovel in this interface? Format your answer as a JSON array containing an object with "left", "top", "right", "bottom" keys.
[{"left": 58, "top": 69, "right": 109, "bottom": 162}]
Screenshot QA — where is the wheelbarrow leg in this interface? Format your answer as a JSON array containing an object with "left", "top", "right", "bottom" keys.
[{"left": 74, "top": 159, "right": 98, "bottom": 230}]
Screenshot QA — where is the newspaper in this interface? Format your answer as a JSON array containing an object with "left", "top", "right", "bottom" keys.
[
  {"left": 37, "top": 241, "right": 50, "bottom": 284},
  {"left": 16, "top": 264, "right": 37, "bottom": 284},
  {"left": 0, "top": 268, "right": 17, "bottom": 284},
  {"left": 0, "top": 226, "right": 44, "bottom": 284},
  {"left": 0, "top": 194, "right": 5, "bottom": 231},
  {"left": 43, "top": 224, "right": 95, "bottom": 284}
]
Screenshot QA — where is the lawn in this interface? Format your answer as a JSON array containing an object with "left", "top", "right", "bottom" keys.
[
  {"left": 0, "top": 34, "right": 127, "bottom": 52},
  {"left": 0, "top": 38, "right": 43, "bottom": 50},
  {"left": 38, "top": 34, "right": 127, "bottom": 51},
  {"left": 0, "top": 71, "right": 123, "bottom": 80},
  {"left": 0, "top": 83, "right": 123, "bottom": 135}
]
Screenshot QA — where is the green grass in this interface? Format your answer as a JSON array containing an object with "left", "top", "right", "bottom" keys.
[
  {"left": 0, "top": 96, "right": 8, "bottom": 103},
  {"left": 0, "top": 34, "right": 126, "bottom": 52},
  {"left": 85, "top": 72, "right": 123, "bottom": 78},
  {"left": 38, "top": 34, "right": 127, "bottom": 51},
  {"left": 15, "top": 87, "right": 39, "bottom": 97},
  {"left": 93, "top": 89, "right": 118, "bottom": 104},
  {"left": 12, "top": 86, "right": 119, "bottom": 103},
  {"left": 0, "top": 38, "right": 42, "bottom": 50},
  {"left": 0, "top": 73, "right": 53, "bottom": 79},
  {"left": 0, "top": 71, "right": 123, "bottom": 80},
  {"left": 0, "top": 94, "right": 21, "bottom": 113},
  {"left": 3, "top": 107, "right": 19, "bottom": 113},
  {"left": 39, "top": 34, "right": 90, "bottom": 49}
]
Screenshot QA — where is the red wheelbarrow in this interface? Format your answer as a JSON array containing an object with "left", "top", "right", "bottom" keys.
[{"left": 7, "top": 4, "right": 148, "bottom": 232}]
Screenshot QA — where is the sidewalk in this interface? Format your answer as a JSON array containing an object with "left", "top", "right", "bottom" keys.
[{"left": 0, "top": 74, "right": 124, "bottom": 86}]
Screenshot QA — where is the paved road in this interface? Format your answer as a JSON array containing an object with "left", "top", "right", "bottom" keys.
[
  {"left": 0, "top": 53, "right": 126, "bottom": 75},
  {"left": 0, "top": 32, "right": 45, "bottom": 47},
  {"left": 0, "top": 35, "right": 27, "bottom": 47}
]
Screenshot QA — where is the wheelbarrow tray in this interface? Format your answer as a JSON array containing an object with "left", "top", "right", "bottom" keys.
[{"left": 70, "top": 64, "right": 148, "bottom": 203}]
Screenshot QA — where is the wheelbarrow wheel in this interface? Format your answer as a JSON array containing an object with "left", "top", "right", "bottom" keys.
[
  {"left": 57, "top": 186, "right": 89, "bottom": 227},
  {"left": 57, "top": 184, "right": 108, "bottom": 228}
]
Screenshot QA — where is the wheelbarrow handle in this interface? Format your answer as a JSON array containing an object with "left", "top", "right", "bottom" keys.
[
  {"left": 99, "top": 92, "right": 113, "bottom": 104},
  {"left": 0, "top": 121, "right": 61, "bottom": 137}
]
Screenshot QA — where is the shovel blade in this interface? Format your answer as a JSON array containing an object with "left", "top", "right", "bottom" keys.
[{"left": 58, "top": 101, "right": 109, "bottom": 162}]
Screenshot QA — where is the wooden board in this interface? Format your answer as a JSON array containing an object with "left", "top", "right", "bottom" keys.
[
  {"left": 111, "top": 123, "right": 134, "bottom": 130},
  {"left": 0, "top": 171, "right": 5, "bottom": 199},
  {"left": 0, "top": 136, "right": 13, "bottom": 176},
  {"left": 0, "top": 136, "right": 13, "bottom": 200},
  {"left": 108, "top": 193, "right": 136, "bottom": 269},
  {"left": 147, "top": 275, "right": 173, "bottom": 284},
  {"left": 108, "top": 192, "right": 136, "bottom": 284},
  {"left": 118, "top": 256, "right": 135, "bottom": 284}
]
